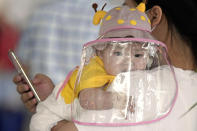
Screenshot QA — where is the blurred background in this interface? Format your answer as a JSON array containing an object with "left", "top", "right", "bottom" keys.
[
  {"left": 0, "top": 0, "right": 124, "bottom": 130},
  {"left": 0, "top": 0, "right": 51, "bottom": 130}
]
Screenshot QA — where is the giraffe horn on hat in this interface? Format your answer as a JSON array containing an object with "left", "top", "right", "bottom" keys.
[
  {"left": 136, "top": 0, "right": 147, "bottom": 12},
  {"left": 92, "top": 3, "right": 107, "bottom": 25}
]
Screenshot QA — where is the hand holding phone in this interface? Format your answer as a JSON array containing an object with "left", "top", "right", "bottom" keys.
[{"left": 8, "top": 50, "right": 41, "bottom": 103}]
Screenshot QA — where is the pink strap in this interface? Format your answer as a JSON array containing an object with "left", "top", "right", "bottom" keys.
[
  {"left": 56, "top": 66, "right": 78, "bottom": 100},
  {"left": 100, "top": 26, "right": 151, "bottom": 36}
]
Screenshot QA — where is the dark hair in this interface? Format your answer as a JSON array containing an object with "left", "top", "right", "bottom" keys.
[{"left": 135, "top": 0, "right": 197, "bottom": 64}]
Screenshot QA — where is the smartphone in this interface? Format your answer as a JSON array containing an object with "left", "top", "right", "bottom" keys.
[{"left": 8, "top": 50, "right": 41, "bottom": 103}]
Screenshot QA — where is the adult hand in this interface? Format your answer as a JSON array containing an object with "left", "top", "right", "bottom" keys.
[
  {"left": 13, "top": 73, "right": 55, "bottom": 113},
  {"left": 128, "top": 96, "right": 135, "bottom": 113}
]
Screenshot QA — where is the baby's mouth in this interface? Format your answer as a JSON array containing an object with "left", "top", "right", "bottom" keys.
[
  {"left": 121, "top": 68, "right": 130, "bottom": 73},
  {"left": 121, "top": 69, "right": 127, "bottom": 72}
]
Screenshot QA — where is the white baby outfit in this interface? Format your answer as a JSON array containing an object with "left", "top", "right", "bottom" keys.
[{"left": 30, "top": 66, "right": 197, "bottom": 131}]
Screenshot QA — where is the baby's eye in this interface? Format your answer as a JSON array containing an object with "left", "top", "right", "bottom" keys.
[
  {"left": 113, "top": 51, "right": 122, "bottom": 56},
  {"left": 134, "top": 54, "right": 144, "bottom": 57}
]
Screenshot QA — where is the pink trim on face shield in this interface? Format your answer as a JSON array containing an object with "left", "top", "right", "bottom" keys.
[{"left": 84, "top": 38, "right": 168, "bottom": 51}]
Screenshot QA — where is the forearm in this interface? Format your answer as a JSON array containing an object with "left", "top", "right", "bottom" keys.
[
  {"left": 79, "top": 88, "right": 113, "bottom": 110},
  {"left": 30, "top": 102, "right": 64, "bottom": 131},
  {"left": 51, "top": 120, "right": 78, "bottom": 131},
  {"left": 30, "top": 82, "right": 72, "bottom": 131}
]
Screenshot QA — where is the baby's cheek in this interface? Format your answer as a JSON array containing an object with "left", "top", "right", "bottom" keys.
[
  {"left": 108, "top": 57, "right": 129, "bottom": 75},
  {"left": 138, "top": 59, "right": 147, "bottom": 69},
  {"left": 133, "top": 58, "right": 147, "bottom": 70},
  {"left": 110, "top": 64, "right": 123, "bottom": 75},
  {"left": 105, "top": 62, "right": 118, "bottom": 75}
]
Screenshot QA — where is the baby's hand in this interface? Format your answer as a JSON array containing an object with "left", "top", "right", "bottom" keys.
[
  {"left": 128, "top": 96, "right": 135, "bottom": 113},
  {"left": 112, "top": 92, "right": 128, "bottom": 110}
]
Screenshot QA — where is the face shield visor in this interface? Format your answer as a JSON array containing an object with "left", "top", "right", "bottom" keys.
[{"left": 71, "top": 37, "right": 178, "bottom": 126}]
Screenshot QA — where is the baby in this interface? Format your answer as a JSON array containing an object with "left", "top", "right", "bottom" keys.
[
  {"left": 76, "top": 4, "right": 157, "bottom": 111},
  {"left": 30, "top": 3, "right": 166, "bottom": 131}
]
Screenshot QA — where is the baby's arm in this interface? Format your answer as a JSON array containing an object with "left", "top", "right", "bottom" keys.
[
  {"left": 30, "top": 81, "right": 72, "bottom": 131},
  {"left": 79, "top": 87, "right": 113, "bottom": 110},
  {"left": 79, "top": 87, "right": 127, "bottom": 110}
]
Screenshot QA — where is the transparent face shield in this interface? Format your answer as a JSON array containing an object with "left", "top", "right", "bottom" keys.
[{"left": 71, "top": 38, "right": 178, "bottom": 126}]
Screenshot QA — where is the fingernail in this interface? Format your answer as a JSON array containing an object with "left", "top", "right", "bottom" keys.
[
  {"left": 28, "top": 92, "right": 33, "bottom": 97},
  {"left": 24, "top": 85, "right": 29, "bottom": 91},
  {"left": 33, "top": 98, "right": 38, "bottom": 103}
]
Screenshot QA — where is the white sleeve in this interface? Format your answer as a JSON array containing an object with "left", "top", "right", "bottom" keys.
[{"left": 30, "top": 81, "right": 72, "bottom": 131}]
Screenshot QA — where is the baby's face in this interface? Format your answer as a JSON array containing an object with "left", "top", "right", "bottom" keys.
[{"left": 100, "top": 43, "right": 148, "bottom": 75}]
